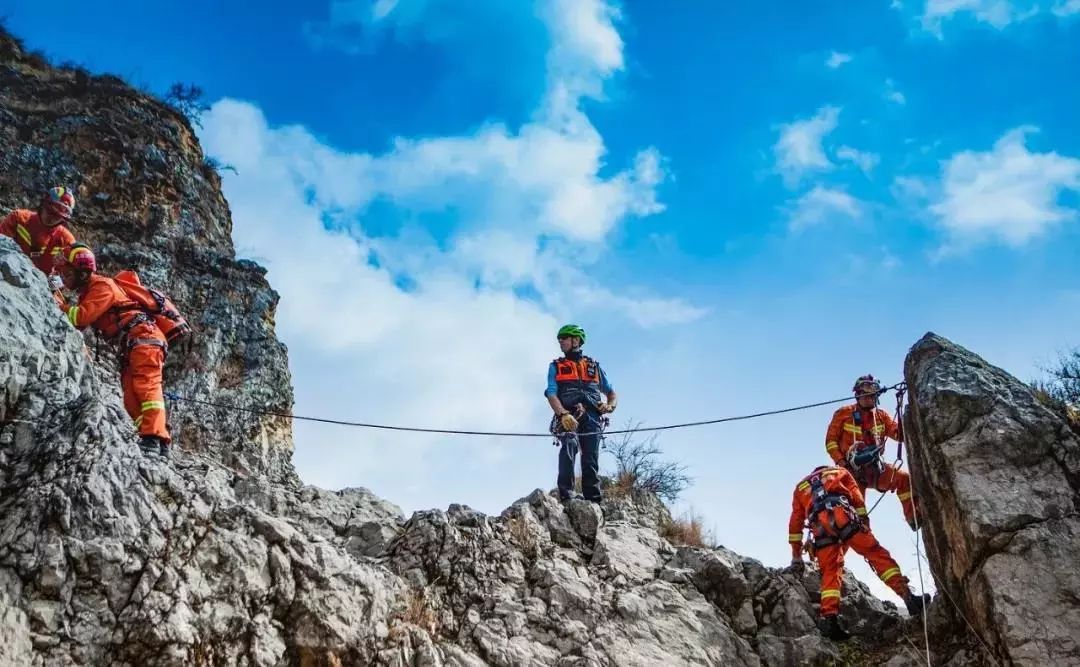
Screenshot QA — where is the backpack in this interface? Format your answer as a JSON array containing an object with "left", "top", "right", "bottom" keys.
[
  {"left": 113, "top": 270, "right": 192, "bottom": 344},
  {"left": 808, "top": 475, "right": 860, "bottom": 548}
]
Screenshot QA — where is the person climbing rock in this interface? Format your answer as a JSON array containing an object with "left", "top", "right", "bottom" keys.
[
  {"left": 787, "top": 465, "right": 931, "bottom": 641},
  {"left": 0, "top": 186, "right": 77, "bottom": 277},
  {"left": 824, "top": 374, "right": 919, "bottom": 530},
  {"left": 545, "top": 324, "right": 617, "bottom": 503},
  {"left": 55, "top": 243, "right": 172, "bottom": 459}
]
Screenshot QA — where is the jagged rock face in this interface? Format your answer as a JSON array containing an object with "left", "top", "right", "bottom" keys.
[
  {"left": 0, "top": 27, "right": 933, "bottom": 666},
  {"left": 0, "top": 29, "right": 293, "bottom": 482},
  {"left": 3, "top": 235, "right": 912, "bottom": 665},
  {"left": 905, "top": 333, "right": 1080, "bottom": 666}
]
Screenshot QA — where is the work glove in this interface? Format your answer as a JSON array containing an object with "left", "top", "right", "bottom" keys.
[
  {"left": 559, "top": 413, "right": 579, "bottom": 432},
  {"left": 598, "top": 402, "right": 616, "bottom": 414},
  {"left": 788, "top": 558, "right": 805, "bottom": 575},
  {"left": 49, "top": 274, "right": 64, "bottom": 291}
]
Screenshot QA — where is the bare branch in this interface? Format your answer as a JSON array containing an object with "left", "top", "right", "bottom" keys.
[
  {"left": 165, "top": 82, "right": 211, "bottom": 128},
  {"left": 604, "top": 420, "right": 691, "bottom": 503}
]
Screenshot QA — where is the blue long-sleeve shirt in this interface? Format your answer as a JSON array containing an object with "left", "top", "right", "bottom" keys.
[{"left": 545, "top": 361, "right": 614, "bottom": 397}]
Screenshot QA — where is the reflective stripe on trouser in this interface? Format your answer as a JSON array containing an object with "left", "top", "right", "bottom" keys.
[
  {"left": 815, "top": 529, "right": 910, "bottom": 617},
  {"left": 863, "top": 463, "right": 917, "bottom": 524},
  {"left": 557, "top": 411, "right": 602, "bottom": 501},
  {"left": 121, "top": 341, "right": 170, "bottom": 442}
]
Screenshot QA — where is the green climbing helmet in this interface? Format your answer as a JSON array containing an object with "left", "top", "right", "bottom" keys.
[{"left": 557, "top": 324, "right": 586, "bottom": 344}]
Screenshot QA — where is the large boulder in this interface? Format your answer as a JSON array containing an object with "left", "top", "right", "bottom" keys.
[{"left": 905, "top": 333, "right": 1080, "bottom": 665}]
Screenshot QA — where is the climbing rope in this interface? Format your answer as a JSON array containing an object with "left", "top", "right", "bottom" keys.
[
  {"left": 913, "top": 514, "right": 932, "bottom": 667},
  {"left": 163, "top": 384, "right": 905, "bottom": 438},
  {"left": 865, "top": 383, "right": 908, "bottom": 518},
  {"left": 916, "top": 550, "right": 1002, "bottom": 666}
]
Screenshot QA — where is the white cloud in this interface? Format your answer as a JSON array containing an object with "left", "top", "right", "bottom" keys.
[
  {"left": 892, "top": 174, "right": 933, "bottom": 201},
  {"left": 929, "top": 126, "right": 1080, "bottom": 246},
  {"left": 774, "top": 106, "right": 841, "bottom": 187},
  {"left": 836, "top": 146, "right": 881, "bottom": 174},
  {"left": 372, "top": 0, "right": 399, "bottom": 20},
  {"left": 786, "top": 186, "right": 863, "bottom": 231},
  {"left": 825, "top": 51, "right": 853, "bottom": 69},
  {"left": 919, "top": 0, "right": 1051, "bottom": 34},
  {"left": 884, "top": 79, "right": 907, "bottom": 105},
  {"left": 1054, "top": 0, "right": 1080, "bottom": 14},
  {"left": 200, "top": 0, "right": 703, "bottom": 502},
  {"left": 540, "top": 0, "right": 624, "bottom": 99}
]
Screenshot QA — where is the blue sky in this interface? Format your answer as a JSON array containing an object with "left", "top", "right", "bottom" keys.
[{"left": 8, "top": 0, "right": 1080, "bottom": 601}]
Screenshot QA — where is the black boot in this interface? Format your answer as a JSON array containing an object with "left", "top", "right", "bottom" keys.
[
  {"left": 905, "top": 593, "right": 931, "bottom": 617},
  {"left": 158, "top": 441, "right": 171, "bottom": 459},
  {"left": 820, "top": 615, "right": 851, "bottom": 641},
  {"left": 139, "top": 436, "right": 160, "bottom": 457}
]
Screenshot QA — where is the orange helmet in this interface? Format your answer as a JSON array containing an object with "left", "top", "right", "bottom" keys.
[
  {"left": 42, "top": 186, "right": 76, "bottom": 222},
  {"left": 58, "top": 243, "right": 96, "bottom": 272}
]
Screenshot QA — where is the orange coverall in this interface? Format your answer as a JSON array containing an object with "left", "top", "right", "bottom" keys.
[
  {"left": 825, "top": 404, "right": 917, "bottom": 525},
  {"left": 0, "top": 209, "right": 75, "bottom": 274},
  {"left": 59, "top": 274, "right": 170, "bottom": 442},
  {"left": 788, "top": 466, "right": 911, "bottom": 617}
]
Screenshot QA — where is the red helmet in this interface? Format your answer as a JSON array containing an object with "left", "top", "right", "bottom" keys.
[
  {"left": 59, "top": 243, "right": 96, "bottom": 272},
  {"left": 42, "top": 186, "right": 76, "bottom": 222},
  {"left": 853, "top": 374, "right": 881, "bottom": 395}
]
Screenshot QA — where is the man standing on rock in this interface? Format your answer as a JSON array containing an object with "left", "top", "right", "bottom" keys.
[
  {"left": 824, "top": 375, "right": 919, "bottom": 530},
  {"left": 0, "top": 186, "right": 77, "bottom": 278},
  {"left": 788, "top": 465, "right": 930, "bottom": 641},
  {"left": 545, "top": 325, "right": 617, "bottom": 503},
  {"left": 54, "top": 243, "right": 172, "bottom": 459}
]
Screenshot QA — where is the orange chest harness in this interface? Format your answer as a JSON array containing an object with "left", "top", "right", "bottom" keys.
[{"left": 554, "top": 356, "right": 600, "bottom": 384}]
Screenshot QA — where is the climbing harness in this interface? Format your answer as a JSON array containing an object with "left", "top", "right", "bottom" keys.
[
  {"left": 164, "top": 383, "right": 906, "bottom": 438},
  {"left": 549, "top": 408, "right": 609, "bottom": 447},
  {"left": 844, "top": 408, "right": 889, "bottom": 488},
  {"left": 806, "top": 473, "right": 861, "bottom": 550},
  {"left": 114, "top": 270, "right": 192, "bottom": 344},
  {"left": 864, "top": 382, "right": 908, "bottom": 519}
]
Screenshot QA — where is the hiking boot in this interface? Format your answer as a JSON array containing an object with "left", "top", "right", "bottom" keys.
[
  {"left": 158, "top": 442, "right": 171, "bottom": 459},
  {"left": 905, "top": 593, "right": 931, "bottom": 617},
  {"left": 820, "top": 615, "right": 850, "bottom": 641},
  {"left": 138, "top": 436, "right": 161, "bottom": 457}
]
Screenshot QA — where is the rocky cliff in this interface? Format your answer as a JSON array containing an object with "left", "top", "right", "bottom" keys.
[
  {"left": 2, "top": 236, "right": 911, "bottom": 666},
  {"left": 905, "top": 334, "right": 1080, "bottom": 666},
  {"left": 0, "top": 30, "right": 293, "bottom": 482},
  {"left": 0, "top": 25, "right": 1072, "bottom": 667}
]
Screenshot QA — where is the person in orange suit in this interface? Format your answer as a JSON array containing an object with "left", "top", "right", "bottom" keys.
[
  {"left": 0, "top": 186, "right": 77, "bottom": 276},
  {"left": 788, "top": 465, "right": 930, "bottom": 641},
  {"left": 825, "top": 374, "right": 919, "bottom": 530},
  {"left": 55, "top": 243, "right": 172, "bottom": 458}
]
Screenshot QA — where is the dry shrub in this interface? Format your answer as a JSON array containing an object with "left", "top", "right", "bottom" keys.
[
  {"left": 389, "top": 586, "right": 439, "bottom": 640},
  {"left": 659, "top": 512, "right": 712, "bottom": 548},
  {"left": 603, "top": 423, "right": 691, "bottom": 503},
  {"left": 507, "top": 517, "right": 540, "bottom": 558},
  {"left": 605, "top": 469, "right": 637, "bottom": 501},
  {"left": 1032, "top": 348, "right": 1080, "bottom": 436}
]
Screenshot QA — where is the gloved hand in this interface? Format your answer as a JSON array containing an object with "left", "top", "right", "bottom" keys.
[
  {"left": 788, "top": 558, "right": 805, "bottom": 575},
  {"left": 559, "top": 413, "right": 578, "bottom": 432},
  {"left": 49, "top": 274, "right": 64, "bottom": 291},
  {"left": 599, "top": 402, "right": 616, "bottom": 414}
]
